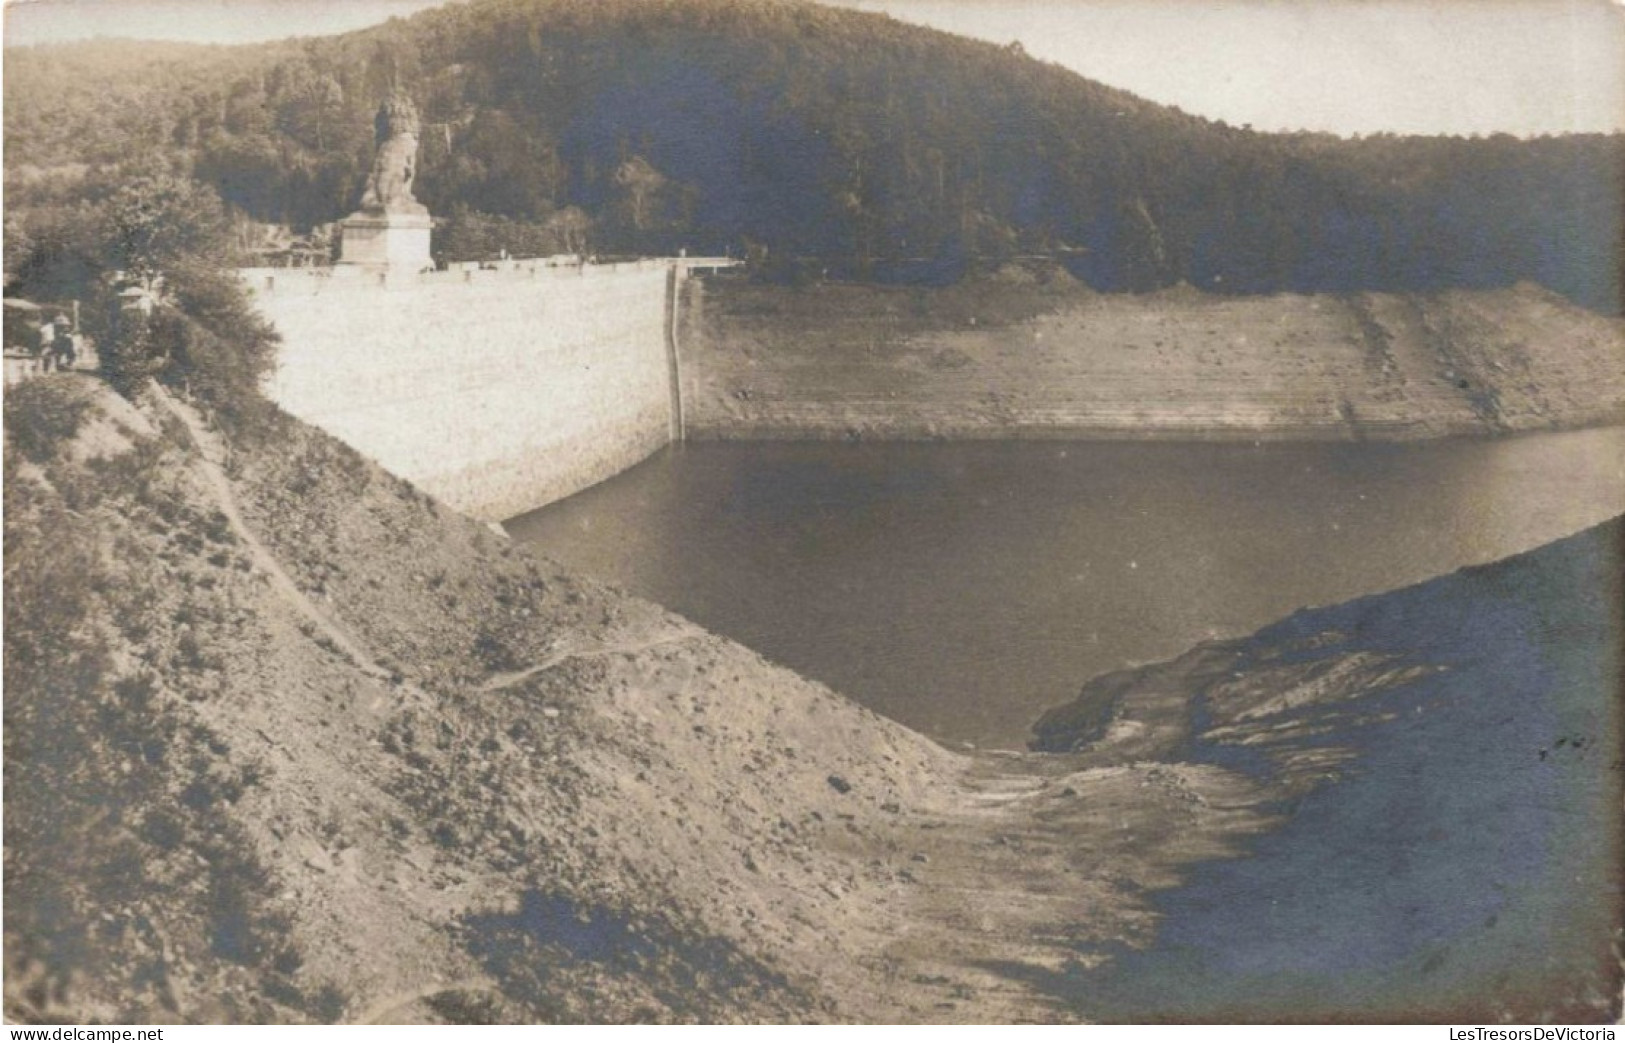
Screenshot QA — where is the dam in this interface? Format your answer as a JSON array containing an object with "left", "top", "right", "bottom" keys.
[
  {"left": 243, "top": 256, "right": 732, "bottom": 521},
  {"left": 241, "top": 91, "right": 739, "bottom": 521}
]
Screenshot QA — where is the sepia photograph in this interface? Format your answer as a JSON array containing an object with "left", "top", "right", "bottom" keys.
[{"left": 3, "top": 0, "right": 1623, "bottom": 1025}]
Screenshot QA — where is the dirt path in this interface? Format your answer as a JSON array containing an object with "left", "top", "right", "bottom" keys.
[
  {"left": 158, "top": 388, "right": 707, "bottom": 714},
  {"left": 479, "top": 632, "right": 703, "bottom": 692},
  {"left": 151, "top": 388, "right": 420, "bottom": 698}
]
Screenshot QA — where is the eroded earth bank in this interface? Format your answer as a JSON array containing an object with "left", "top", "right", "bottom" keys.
[
  {"left": 683, "top": 272, "right": 1625, "bottom": 441},
  {"left": 5, "top": 378, "right": 1620, "bottom": 1023}
]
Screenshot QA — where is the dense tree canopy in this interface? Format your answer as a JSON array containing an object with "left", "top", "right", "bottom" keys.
[
  {"left": 5, "top": 167, "right": 279, "bottom": 420},
  {"left": 5, "top": 0, "right": 1621, "bottom": 310}
]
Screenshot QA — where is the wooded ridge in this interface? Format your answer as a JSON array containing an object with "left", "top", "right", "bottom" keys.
[{"left": 6, "top": 0, "right": 1620, "bottom": 311}]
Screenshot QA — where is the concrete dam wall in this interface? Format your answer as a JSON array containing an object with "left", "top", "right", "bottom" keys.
[{"left": 247, "top": 260, "right": 684, "bottom": 521}]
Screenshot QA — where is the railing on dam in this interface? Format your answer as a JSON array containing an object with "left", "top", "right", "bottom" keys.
[{"left": 239, "top": 255, "right": 739, "bottom": 295}]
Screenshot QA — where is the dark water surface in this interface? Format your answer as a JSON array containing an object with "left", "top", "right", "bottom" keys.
[
  {"left": 508, "top": 427, "right": 1625, "bottom": 748},
  {"left": 508, "top": 428, "right": 1625, "bottom": 748}
]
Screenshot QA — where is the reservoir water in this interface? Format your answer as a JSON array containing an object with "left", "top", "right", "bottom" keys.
[
  {"left": 507, "top": 426, "right": 1625, "bottom": 748},
  {"left": 508, "top": 426, "right": 1625, "bottom": 1018}
]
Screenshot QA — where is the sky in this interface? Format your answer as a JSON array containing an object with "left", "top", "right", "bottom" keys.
[{"left": 4, "top": 0, "right": 1623, "bottom": 137}]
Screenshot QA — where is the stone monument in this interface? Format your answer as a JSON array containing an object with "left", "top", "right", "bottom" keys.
[{"left": 338, "top": 92, "right": 434, "bottom": 272}]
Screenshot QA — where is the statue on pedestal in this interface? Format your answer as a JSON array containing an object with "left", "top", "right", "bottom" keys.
[
  {"left": 357, "top": 92, "right": 429, "bottom": 217},
  {"left": 338, "top": 91, "right": 434, "bottom": 271}
]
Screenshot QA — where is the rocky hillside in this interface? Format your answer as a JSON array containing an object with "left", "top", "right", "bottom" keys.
[
  {"left": 5, "top": 375, "right": 1619, "bottom": 1022},
  {"left": 1, "top": 376, "right": 1275, "bottom": 1023},
  {"left": 683, "top": 272, "right": 1625, "bottom": 440}
]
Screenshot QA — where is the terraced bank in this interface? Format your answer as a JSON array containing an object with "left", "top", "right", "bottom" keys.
[{"left": 682, "top": 273, "right": 1625, "bottom": 441}]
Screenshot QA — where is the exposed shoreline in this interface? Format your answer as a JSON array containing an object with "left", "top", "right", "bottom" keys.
[
  {"left": 1026, "top": 517, "right": 1623, "bottom": 1021},
  {"left": 682, "top": 414, "right": 1625, "bottom": 443},
  {"left": 681, "top": 274, "right": 1625, "bottom": 444}
]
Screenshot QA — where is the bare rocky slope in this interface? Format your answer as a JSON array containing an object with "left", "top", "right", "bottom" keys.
[
  {"left": 5, "top": 375, "right": 1620, "bottom": 1023},
  {"left": 1029, "top": 517, "right": 1623, "bottom": 1022},
  {"left": 682, "top": 273, "right": 1625, "bottom": 441}
]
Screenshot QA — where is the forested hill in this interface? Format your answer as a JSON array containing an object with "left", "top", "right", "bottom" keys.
[{"left": 6, "top": 0, "right": 1621, "bottom": 310}]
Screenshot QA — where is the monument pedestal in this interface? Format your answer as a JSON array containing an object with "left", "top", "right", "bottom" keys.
[{"left": 338, "top": 212, "right": 433, "bottom": 273}]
